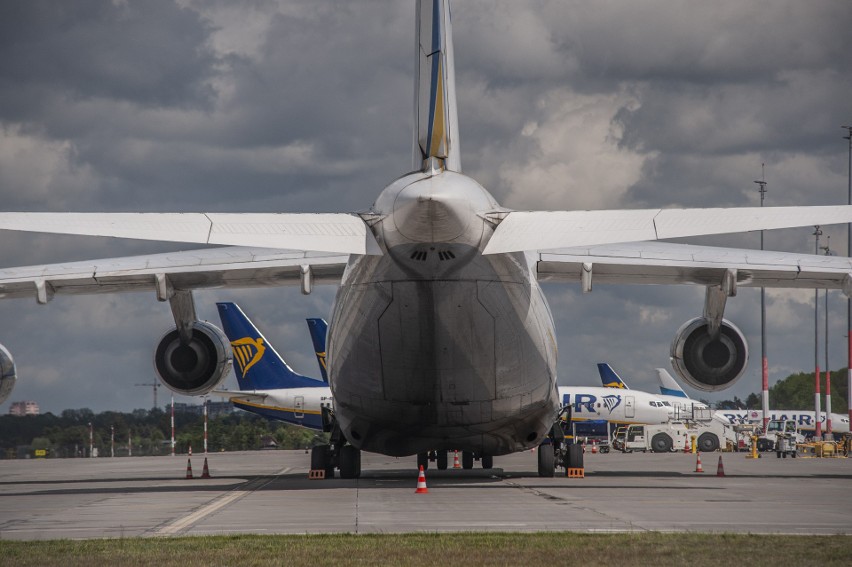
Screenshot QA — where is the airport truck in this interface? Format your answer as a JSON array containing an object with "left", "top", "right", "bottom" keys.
[
  {"left": 761, "top": 419, "right": 803, "bottom": 458},
  {"left": 623, "top": 422, "right": 691, "bottom": 453}
]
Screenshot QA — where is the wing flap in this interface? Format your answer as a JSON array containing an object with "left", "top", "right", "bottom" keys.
[
  {"left": 0, "top": 247, "right": 348, "bottom": 301},
  {"left": 0, "top": 212, "right": 380, "bottom": 255},
  {"left": 537, "top": 242, "right": 852, "bottom": 291},
  {"left": 484, "top": 206, "right": 852, "bottom": 254}
]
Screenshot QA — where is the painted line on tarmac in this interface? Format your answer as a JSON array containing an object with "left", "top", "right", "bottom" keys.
[{"left": 155, "top": 466, "right": 292, "bottom": 536}]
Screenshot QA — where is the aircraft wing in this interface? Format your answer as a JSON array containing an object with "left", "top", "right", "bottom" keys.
[
  {"left": 0, "top": 247, "right": 348, "bottom": 302},
  {"left": 210, "top": 389, "right": 269, "bottom": 403},
  {"left": 0, "top": 212, "right": 380, "bottom": 255},
  {"left": 484, "top": 206, "right": 852, "bottom": 254},
  {"left": 535, "top": 241, "right": 852, "bottom": 292}
]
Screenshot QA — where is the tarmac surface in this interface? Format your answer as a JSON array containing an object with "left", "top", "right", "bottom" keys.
[{"left": 1, "top": 448, "right": 850, "bottom": 539}]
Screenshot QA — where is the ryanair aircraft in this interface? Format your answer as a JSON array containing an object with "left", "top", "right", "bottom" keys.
[{"left": 2, "top": 1, "right": 852, "bottom": 478}]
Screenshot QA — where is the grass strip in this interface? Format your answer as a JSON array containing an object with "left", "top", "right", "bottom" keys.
[{"left": 2, "top": 532, "right": 851, "bottom": 567}]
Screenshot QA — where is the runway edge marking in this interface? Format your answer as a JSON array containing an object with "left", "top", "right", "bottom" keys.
[{"left": 153, "top": 466, "right": 291, "bottom": 536}]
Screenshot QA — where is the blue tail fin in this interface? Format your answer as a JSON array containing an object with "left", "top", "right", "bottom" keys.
[
  {"left": 216, "top": 302, "right": 322, "bottom": 390},
  {"left": 597, "top": 363, "right": 630, "bottom": 389},
  {"left": 656, "top": 368, "right": 689, "bottom": 398},
  {"left": 306, "top": 318, "right": 328, "bottom": 383}
]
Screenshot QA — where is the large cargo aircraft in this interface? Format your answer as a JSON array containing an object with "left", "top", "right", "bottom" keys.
[
  {"left": 3, "top": 1, "right": 852, "bottom": 477},
  {"left": 218, "top": 303, "right": 668, "bottom": 473}
]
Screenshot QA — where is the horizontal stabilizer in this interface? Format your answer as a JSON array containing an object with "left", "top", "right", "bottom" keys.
[
  {"left": 0, "top": 212, "right": 381, "bottom": 256},
  {"left": 484, "top": 206, "right": 852, "bottom": 254}
]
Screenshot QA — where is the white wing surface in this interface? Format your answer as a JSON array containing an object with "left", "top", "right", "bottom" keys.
[
  {"left": 484, "top": 206, "right": 852, "bottom": 254},
  {"left": 0, "top": 212, "right": 380, "bottom": 256},
  {"left": 0, "top": 247, "right": 347, "bottom": 302},
  {"left": 536, "top": 241, "right": 852, "bottom": 292}
]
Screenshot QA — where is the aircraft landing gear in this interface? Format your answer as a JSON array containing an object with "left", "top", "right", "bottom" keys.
[{"left": 310, "top": 406, "right": 361, "bottom": 479}]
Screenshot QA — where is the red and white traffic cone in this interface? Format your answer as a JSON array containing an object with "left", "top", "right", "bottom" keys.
[
  {"left": 694, "top": 451, "right": 704, "bottom": 473},
  {"left": 683, "top": 434, "right": 690, "bottom": 453},
  {"left": 591, "top": 440, "right": 598, "bottom": 454},
  {"left": 185, "top": 458, "right": 193, "bottom": 479},
  {"left": 453, "top": 450, "right": 461, "bottom": 469},
  {"left": 188, "top": 445, "right": 192, "bottom": 457},
  {"left": 201, "top": 457, "right": 211, "bottom": 479},
  {"left": 716, "top": 455, "right": 725, "bottom": 477},
  {"left": 415, "top": 465, "right": 429, "bottom": 494}
]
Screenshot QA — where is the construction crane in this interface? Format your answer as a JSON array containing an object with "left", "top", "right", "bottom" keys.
[{"left": 134, "top": 382, "right": 161, "bottom": 410}]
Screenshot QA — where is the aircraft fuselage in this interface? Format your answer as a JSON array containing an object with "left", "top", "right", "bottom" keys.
[{"left": 327, "top": 168, "right": 560, "bottom": 456}]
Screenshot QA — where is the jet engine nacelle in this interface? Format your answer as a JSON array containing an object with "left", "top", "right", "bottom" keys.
[
  {"left": 670, "top": 317, "right": 748, "bottom": 393},
  {"left": 154, "top": 321, "right": 232, "bottom": 396},
  {"left": 0, "top": 343, "right": 16, "bottom": 405}
]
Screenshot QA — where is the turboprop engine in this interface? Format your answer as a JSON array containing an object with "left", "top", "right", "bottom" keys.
[
  {"left": 154, "top": 321, "right": 232, "bottom": 396},
  {"left": 0, "top": 343, "right": 16, "bottom": 405},
  {"left": 670, "top": 317, "right": 748, "bottom": 393}
]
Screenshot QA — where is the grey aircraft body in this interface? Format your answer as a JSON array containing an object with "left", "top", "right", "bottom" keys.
[{"left": 4, "top": 1, "right": 852, "bottom": 478}]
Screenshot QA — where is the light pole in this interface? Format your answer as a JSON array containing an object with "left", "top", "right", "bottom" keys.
[
  {"left": 813, "top": 226, "right": 823, "bottom": 439},
  {"left": 843, "top": 125, "right": 852, "bottom": 429},
  {"left": 822, "top": 237, "right": 833, "bottom": 435},
  {"left": 755, "top": 169, "right": 769, "bottom": 430}
]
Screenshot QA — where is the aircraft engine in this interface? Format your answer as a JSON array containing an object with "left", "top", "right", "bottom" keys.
[
  {"left": 0, "top": 343, "right": 16, "bottom": 405},
  {"left": 670, "top": 317, "right": 748, "bottom": 393},
  {"left": 154, "top": 321, "right": 232, "bottom": 396}
]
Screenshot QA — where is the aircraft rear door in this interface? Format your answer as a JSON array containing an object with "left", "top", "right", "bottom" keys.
[
  {"left": 294, "top": 396, "right": 304, "bottom": 419},
  {"left": 625, "top": 396, "right": 635, "bottom": 419}
]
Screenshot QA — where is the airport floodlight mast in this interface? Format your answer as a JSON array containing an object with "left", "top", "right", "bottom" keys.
[
  {"left": 813, "top": 225, "right": 823, "bottom": 439},
  {"left": 844, "top": 125, "right": 852, "bottom": 428},
  {"left": 754, "top": 166, "right": 769, "bottom": 430},
  {"left": 822, "top": 237, "right": 833, "bottom": 434}
]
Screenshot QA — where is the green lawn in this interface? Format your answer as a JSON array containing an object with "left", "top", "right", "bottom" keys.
[{"left": 2, "top": 532, "right": 851, "bottom": 567}]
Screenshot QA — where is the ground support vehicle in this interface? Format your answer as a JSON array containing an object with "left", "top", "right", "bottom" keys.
[
  {"left": 762, "top": 420, "right": 803, "bottom": 458},
  {"left": 623, "top": 422, "right": 690, "bottom": 453}
]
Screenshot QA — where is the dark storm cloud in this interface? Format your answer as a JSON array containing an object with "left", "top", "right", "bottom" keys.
[{"left": 1, "top": 0, "right": 851, "bottom": 413}]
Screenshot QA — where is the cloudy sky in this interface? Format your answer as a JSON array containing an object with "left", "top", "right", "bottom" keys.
[{"left": 1, "top": 0, "right": 851, "bottom": 415}]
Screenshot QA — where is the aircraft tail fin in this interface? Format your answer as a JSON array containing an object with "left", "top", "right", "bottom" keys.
[
  {"left": 597, "top": 363, "right": 629, "bottom": 389},
  {"left": 216, "top": 302, "right": 320, "bottom": 391},
  {"left": 413, "top": 0, "right": 461, "bottom": 172},
  {"left": 306, "top": 318, "right": 329, "bottom": 383},
  {"left": 656, "top": 368, "right": 689, "bottom": 398}
]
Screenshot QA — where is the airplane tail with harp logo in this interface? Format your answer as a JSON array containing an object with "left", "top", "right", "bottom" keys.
[
  {"left": 216, "top": 302, "right": 323, "bottom": 391},
  {"left": 306, "top": 318, "right": 329, "bottom": 383},
  {"left": 597, "top": 363, "right": 630, "bottom": 389}
]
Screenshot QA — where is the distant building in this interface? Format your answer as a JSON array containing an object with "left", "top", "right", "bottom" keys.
[{"left": 9, "top": 401, "right": 39, "bottom": 416}]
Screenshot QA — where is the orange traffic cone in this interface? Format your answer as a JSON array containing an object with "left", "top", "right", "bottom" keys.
[
  {"left": 201, "top": 458, "right": 211, "bottom": 479},
  {"left": 716, "top": 455, "right": 725, "bottom": 477},
  {"left": 453, "top": 450, "right": 461, "bottom": 469},
  {"left": 415, "top": 465, "right": 429, "bottom": 494},
  {"left": 185, "top": 458, "right": 194, "bottom": 479},
  {"left": 694, "top": 451, "right": 704, "bottom": 473},
  {"left": 591, "top": 440, "right": 598, "bottom": 454},
  {"left": 683, "top": 434, "right": 690, "bottom": 453}
]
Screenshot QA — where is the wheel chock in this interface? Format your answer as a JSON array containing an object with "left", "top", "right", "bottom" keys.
[
  {"left": 308, "top": 469, "right": 326, "bottom": 480},
  {"left": 566, "top": 467, "right": 585, "bottom": 478}
]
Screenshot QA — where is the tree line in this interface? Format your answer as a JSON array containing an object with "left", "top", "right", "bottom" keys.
[
  {"left": 711, "top": 369, "right": 849, "bottom": 411},
  {"left": 1, "top": 407, "right": 327, "bottom": 459}
]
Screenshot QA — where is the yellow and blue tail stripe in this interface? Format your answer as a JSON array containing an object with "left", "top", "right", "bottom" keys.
[{"left": 597, "top": 363, "right": 629, "bottom": 389}]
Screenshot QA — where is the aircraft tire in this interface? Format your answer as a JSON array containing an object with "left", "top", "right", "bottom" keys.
[
  {"left": 697, "top": 432, "right": 719, "bottom": 453},
  {"left": 481, "top": 455, "right": 493, "bottom": 469},
  {"left": 436, "top": 450, "right": 448, "bottom": 470},
  {"left": 651, "top": 433, "right": 673, "bottom": 453},
  {"left": 311, "top": 445, "right": 334, "bottom": 479},
  {"left": 537, "top": 444, "right": 555, "bottom": 477},
  {"left": 417, "top": 452, "right": 429, "bottom": 471},
  {"left": 462, "top": 451, "right": 474, "bottom": 469},
  {"left": 339, "top": 445, "right": 360, "bottom": 479}
]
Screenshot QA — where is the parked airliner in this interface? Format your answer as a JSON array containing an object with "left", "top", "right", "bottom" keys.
[{"left": 3, "top": 1, "right": 852, "bottom": 478}]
